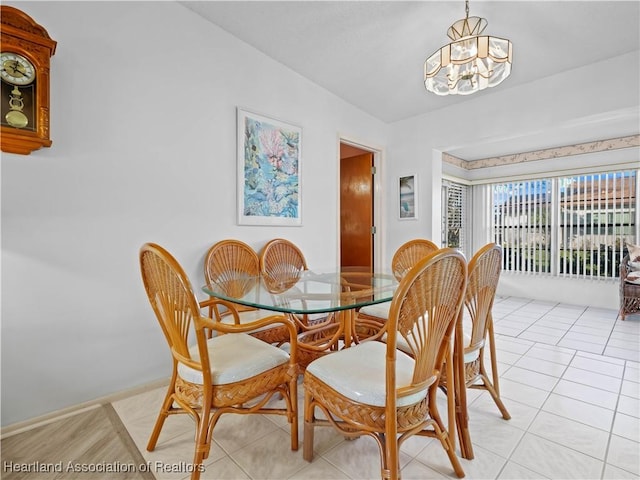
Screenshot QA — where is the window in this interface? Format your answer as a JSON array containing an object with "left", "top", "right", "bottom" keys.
[
  {"left": 490, "top": 170, "right": 637, "bottom": 279},
  {"left": 492, "top": 179, "right": 552, "bottom": 274},
  {"left": 442, "top": 180, "right": 469, "bottom": 255}
]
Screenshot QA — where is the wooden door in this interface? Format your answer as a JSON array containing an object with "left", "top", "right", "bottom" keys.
[{"left": 340, "top": 151, "right": 373, "bottom": 271}]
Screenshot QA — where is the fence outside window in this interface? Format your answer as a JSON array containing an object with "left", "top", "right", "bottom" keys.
[{"left": 490, "top": 170, "right": 638, "bottom": 279}]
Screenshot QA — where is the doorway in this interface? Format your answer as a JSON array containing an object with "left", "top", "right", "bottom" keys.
[{"left": 340, "top": 142, "right": 375, "bottom": 272}]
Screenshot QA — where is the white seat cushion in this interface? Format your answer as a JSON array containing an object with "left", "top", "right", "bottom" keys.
[
  {"left": 462, "top": 331, "right": 480, "bottom": 363},
  {"left": 626, "top": 271, "right": 640, "bottom": 285},
  {"left": 306, "top": 341, "right": 427, "bottom": 407},
  {"left": 358, "top": 301, "right": 391, "bottom": 319},
  {"left": 460, "top": 313, "right": 480, "bottom": 363},
  {"left": 178, "top": 333, "right": 289, "bottom": 385}
]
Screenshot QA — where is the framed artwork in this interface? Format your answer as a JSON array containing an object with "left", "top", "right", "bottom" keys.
[
  {"left": 398, "top": 174, "right": 418, "bottom": 220},
  {"left": 237, "top": 108, "right": 302, "bottom": 226}
]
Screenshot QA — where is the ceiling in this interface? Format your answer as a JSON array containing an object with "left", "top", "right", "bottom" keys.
[{"left": 181, "top": 1, "right": 640, "bottom": 160}]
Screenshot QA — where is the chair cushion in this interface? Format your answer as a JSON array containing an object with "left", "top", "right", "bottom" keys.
[
  {"left": 178, "top": 333, "right": 289, "bottom": 385},
  {"left": 462, "top": 332, "right": 481, "bottom": 363},
  {"left": 628, "top": 243, "right": 640, "bottom": 263},
  {"left": 628, "top": 261, "right": 640, "bottom": 272},
  {"left": 358, "top": 301, "right": 391, "bottom": 319},
  {"left": 625, "top": 271, "right": 640, "bottom": 285},
  {"left": 306, "top": 341, "right": 426, "bottom": 407}
]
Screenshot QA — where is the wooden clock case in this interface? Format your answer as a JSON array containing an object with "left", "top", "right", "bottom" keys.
[{"left": 1, "top": 5, "right": 56, "bottom": 155}]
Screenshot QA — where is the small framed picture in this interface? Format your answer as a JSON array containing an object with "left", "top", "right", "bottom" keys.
[
  {"left": 237, "top": 108, "right": 302, "bottom": 226},
  {"left": 398, "top": 174, "right": 417, "bottom": 220}
]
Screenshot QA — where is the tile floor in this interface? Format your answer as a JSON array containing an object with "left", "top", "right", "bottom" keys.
[{"left": 112, "top": 296, "right": 640, "bottom": 480}]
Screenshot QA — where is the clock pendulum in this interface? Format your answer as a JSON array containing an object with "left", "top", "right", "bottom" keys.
[{"left": 5, "top": 85, "right": 29, "bottom": 128}]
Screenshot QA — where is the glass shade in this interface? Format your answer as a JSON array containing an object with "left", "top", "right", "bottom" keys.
[{"left": 425, "top": 35, "right": 513, "bottom": 96}]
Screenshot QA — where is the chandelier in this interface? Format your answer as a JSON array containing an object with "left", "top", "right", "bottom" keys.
[{"left": 424, "top": 0, "right": 512, "bottom": 96}]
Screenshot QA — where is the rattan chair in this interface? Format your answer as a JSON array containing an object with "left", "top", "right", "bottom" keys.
[
  {"left": 303, "top": 249, "right": 467, "bottom": 480},
  {"left": 140, "top": 243, "right": 299, "bottom": 480},
  {"left": 259, "top": 238, "right": 337, "bottom": 366},
  {"left": 203, "top": 239, "right": 290, "bottom": 345},
  {"left": 355, "top": 239, "right": 439, "bottom": 339},
  {"left": 259, "top": 238, "right": 308, "bottom": 291},
  {"left": 440, "top": 243, "right": 510, "bottom": 459},
  {"left": 620, "top": 254, "right": 640, "bottom": 320},
  {"left": 259, "top": 238, "right": 324, "bottom": 326}
]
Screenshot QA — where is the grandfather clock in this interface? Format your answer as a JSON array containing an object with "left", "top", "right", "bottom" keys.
[{"left": 1, "top": 5, "right": 56, "bottom": 155}]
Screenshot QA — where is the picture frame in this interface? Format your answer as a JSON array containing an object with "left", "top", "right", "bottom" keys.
[
  {"left": 398, "top": 174, "right": 418, "bottom": 220},
  {"left": 237, "top": 108, "right": 302, "bottom": 226}
]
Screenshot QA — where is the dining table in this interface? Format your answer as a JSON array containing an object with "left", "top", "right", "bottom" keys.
[
  {"left": 202, "top": 267, "right": 397, "bottom": 355},
  {"left": 201, "top": 266, "right": 473, "bottom": 460}
]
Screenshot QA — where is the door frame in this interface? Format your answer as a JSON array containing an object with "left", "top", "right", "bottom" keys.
[{"left": 337, "top": 135, "right": 385, "bottom": 272}]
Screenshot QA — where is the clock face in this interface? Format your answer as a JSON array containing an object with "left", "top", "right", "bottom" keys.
[{"left": 0, "top": 52, "right": 36, "bottom": 86}]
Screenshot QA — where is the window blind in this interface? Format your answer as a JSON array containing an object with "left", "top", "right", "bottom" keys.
[
  {"left": 490, "top": 169, "right": 637, "bottom": 279},
  {"left": 442, "top": 180, "right": 469, "bottom": 255}
]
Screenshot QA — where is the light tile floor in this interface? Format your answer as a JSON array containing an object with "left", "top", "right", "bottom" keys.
[{"left": 113, "top": 297, "right": 640, "bottom": 480}]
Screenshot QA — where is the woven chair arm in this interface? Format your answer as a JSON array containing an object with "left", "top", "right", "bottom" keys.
[
  {"left": 199, "top": 297, "right": 220, "bottom": 320},
  {"left": 171, "top": 348, "right": 201, "bottom": 372},
  {"left": 200, "top": 310, "right": 294, "bottom": 334},
  {"left": 199, "top": 297, "right": 218, "bottom": 308},
  {"left": 397, "top": 374, "right": 437, "bottom": 397},
  {"left": 197, "top": 308, "right": 298, "bottom": 359},
  {"left": 199, "top": 297, "right": 247, "bottom": 322},
  {"left": 465, "top": 338, "right": 485, "bottom": 355}
]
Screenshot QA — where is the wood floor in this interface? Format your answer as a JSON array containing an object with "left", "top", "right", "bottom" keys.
[{"left": 1, "top": 404, "right": 153, "bottom": 480}]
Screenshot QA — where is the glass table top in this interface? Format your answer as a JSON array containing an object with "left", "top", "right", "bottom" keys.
[{"left": 202, "top": 268, "right": 398, "bottom": 315}]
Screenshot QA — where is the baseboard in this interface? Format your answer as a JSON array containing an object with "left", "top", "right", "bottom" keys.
[{"left": 0, "top": 377, "right": 169, "bottom": 439}]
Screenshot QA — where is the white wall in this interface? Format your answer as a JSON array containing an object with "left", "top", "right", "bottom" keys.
[
  {"left": 1, "top": 1, "right": 637, "bottom": 427},
  {"left": 0, "top": 1, "right": 388, "bottom": 426},
  {"left": 384, "top": 52, "right": 639, "bottom": 309}
]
